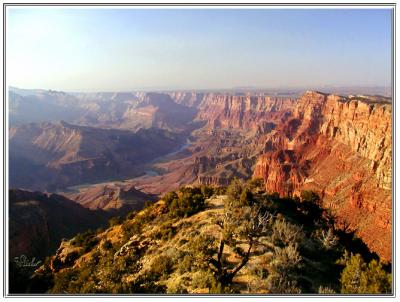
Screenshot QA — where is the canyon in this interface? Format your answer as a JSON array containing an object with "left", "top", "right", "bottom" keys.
[
  {"left": 128, "top": 91, "right": 392, "bottom": 261},
  {"left": 9, "top": 89, "right": 392, "bottom": 262},
  {"left": 9, "top": 121, "right": 185, "bottom": 191}
]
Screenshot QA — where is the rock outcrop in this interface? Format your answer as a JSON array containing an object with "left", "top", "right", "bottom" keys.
[
  {"left": 68, "top": 184, "right": 157, "bottom": 213},
  {"left": 252, "top": 91, "right": 392, "bottom": 261},
  {"left": 196, "top": 94, "right": 295, "bottom": 130}
]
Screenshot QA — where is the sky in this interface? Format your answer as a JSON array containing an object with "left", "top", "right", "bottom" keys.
[{"left": 6, "top": 8, "right": 392, "bottom": 91}]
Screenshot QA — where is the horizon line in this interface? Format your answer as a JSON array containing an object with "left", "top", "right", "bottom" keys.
[{"left": 8, "top": 85, "right": 392, "bottom": 94}]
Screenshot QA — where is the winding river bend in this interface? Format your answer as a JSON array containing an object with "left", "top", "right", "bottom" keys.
[
  {"left": 144, "top": 138, "right": 192, "bottom": 177},
  {"left": 62, "top": 137, "right": 193, "bottom": 193}
]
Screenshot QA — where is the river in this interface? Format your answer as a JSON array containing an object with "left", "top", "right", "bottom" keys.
[{"left": 62, "top": 137, "right": 193, "bottom": 193}]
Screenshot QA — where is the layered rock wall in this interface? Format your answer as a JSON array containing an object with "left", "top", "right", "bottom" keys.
[
  {"left": 251, "top": 91, "right": 392, "bottom": 261},
  {"left": 320, "top": 97, "right": 392, "bottom": 190},
  {"left": 197, "top": 94, "right": 295, "bottom": 130}
]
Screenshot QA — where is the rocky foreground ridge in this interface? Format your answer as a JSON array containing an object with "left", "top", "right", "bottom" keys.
[{"left": 26, "top": 184, "right": 391, "bottom": 294}]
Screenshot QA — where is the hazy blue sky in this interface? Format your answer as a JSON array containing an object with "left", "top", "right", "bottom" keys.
[{"left": 7, "top": 8, "right": 392, "bottom": 91}]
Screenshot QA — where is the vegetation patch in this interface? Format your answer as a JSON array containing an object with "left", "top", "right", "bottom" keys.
[{"left": 27, "top": 181, "right": 391, "bottom": 294}]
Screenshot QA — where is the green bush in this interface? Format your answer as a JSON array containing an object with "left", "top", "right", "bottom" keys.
[
  {"left": 179, "top": 186, "right": 202, "bottom": 195},
  {"left": 168, "top": 191, "right": 205, "bottom": 218},
  {"left": 163, "top": 191, "right": 178, "bottom": 206},
  {"left": 153, "top": 221, "right": 176, "bottom": 241},
  {"left": 263, "top": 242, "right": 303, "bottom": 293},
  {"left": 239, "top": 187, "right": 253, "bottom": 206},
  {"left": 147, "top": 254, "right": 174, "bottom": 280},
  {"left": 121, "top": 219, "right": 143, "bottom": 241},
  {"left": 177, "top": 254, "right": 193, "bottom": 274},
  {"left": 271, "top": 219, "right": 304, "bottom": 247},
  {"left": 71, "top": 230, "right": 99, "bottom": 253},
  {"left": 191, "top": 270, "right": 218, "bottom": 290},
  {"left": 246, "top": 178, "right": 265, "bottom": 193},
  {"left": 214, "top": 186, "right": 227, "bottom": 195},
  {"left": 186, "top": 234, "right": 217, "bottom": 271},
  {"left": 340, "top": 254, "right": 391, "bottom": 294},
  {"left": 200, "top": 185, "right": 214, "bottom": 198},
  {"left": 108, "top": 216, "right": 123, "bottom": 227},
  {"left": 40, "top": 180, "right": 392, "bottom": 295},
  {"left": 226, "top": 178, "right": 243, "bottom": 203},
  {"left": 71, "top": 230, "right": 93, "bottom": 246},
  {"left": 266, "top": 275, "right": 301, "bottom": 294},
  {"left": 167, "top": 278, "right": 189, "bottom": 294}
]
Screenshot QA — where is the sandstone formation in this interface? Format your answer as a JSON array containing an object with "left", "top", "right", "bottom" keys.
[{"left": 251, "top": 92, "right": 392, "bottom": 261}]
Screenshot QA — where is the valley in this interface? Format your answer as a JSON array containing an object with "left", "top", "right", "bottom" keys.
[{"left": 8, "top": 88, "right": 393, "bottom": 293}]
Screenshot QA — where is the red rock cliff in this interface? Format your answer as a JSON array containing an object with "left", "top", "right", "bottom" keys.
[{"left": 252, "top": 91, "right": 392, "bottom": 261}]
